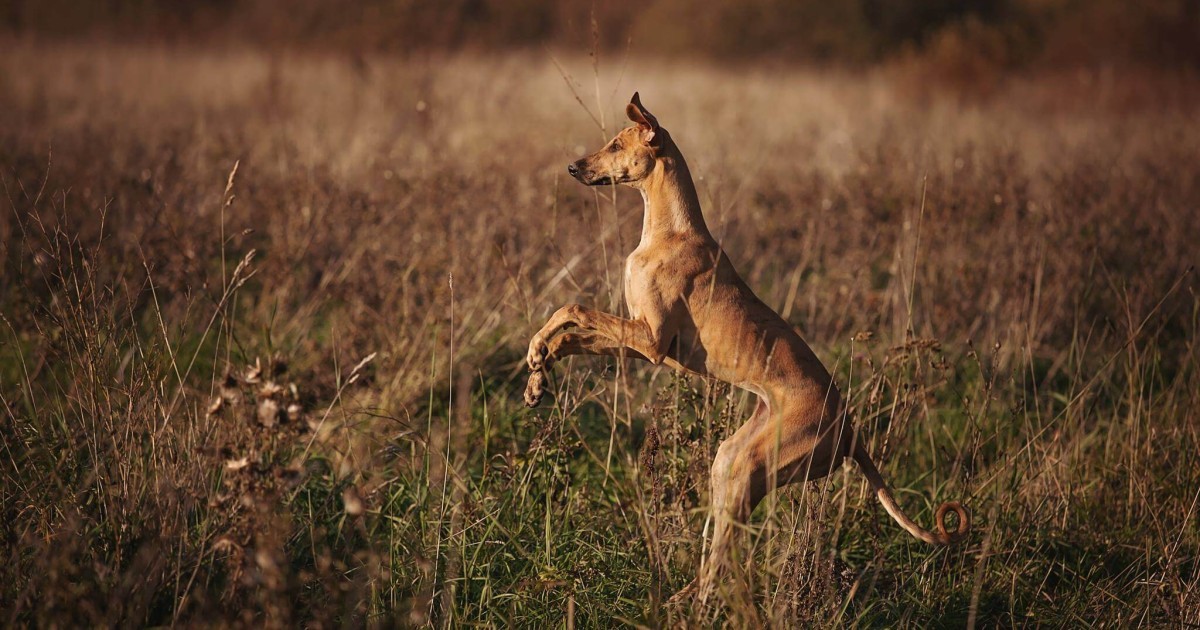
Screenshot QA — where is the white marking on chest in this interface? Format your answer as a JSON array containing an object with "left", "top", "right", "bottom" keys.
[{"left": 624, "top": 257, "right": 640, "bottom": 319}]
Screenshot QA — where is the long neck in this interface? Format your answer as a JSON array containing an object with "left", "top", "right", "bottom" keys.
[{"left": 636, "top": 134, "right": 713, "bottom": 244}]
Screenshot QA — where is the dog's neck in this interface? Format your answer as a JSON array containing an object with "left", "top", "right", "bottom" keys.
[{"left": 635, "top": 135, "right": 713, "bottom": 245}]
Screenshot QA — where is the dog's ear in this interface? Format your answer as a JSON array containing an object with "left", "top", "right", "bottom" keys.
[{"left": 626, "top": 92, "right": 659, "bottom": 145}]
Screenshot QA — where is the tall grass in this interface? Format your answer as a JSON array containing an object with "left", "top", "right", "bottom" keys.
[{"left": 1, "top": 41, "right": 1198, "bottom": 626}]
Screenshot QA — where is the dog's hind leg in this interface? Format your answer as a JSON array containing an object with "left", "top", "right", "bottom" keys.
[
  {"left": 692, "top": 397, "right": 773, "bottom": 605},
  {"left": 690, "top": 391, "right": 849, "bottom": 605}
]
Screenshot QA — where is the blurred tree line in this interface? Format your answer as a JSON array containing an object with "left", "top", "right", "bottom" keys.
[{"left": 2, "top": 0, "right": 1197, "bottom": 68}]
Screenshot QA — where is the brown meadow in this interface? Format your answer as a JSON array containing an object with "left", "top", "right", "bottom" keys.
[{"left": 1, "top": 41, "right": 1198, "bottom": 626}]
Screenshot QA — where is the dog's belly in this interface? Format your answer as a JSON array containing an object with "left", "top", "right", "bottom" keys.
[
  {"left": 695, "top": 315, "right": 824, "bottom": 382},
  {"left": 672, "top": 319, "right": 824, "bottom": 400},
  {"left": 668, "top": 325, "right": 712, "bottom": 375}
]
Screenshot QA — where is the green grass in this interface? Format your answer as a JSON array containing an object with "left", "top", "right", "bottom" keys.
[
  {"left": 2, "top": 42, "right": 1199, "bottom": 626},
  {"left": 268, "top": 329, "right": 1197, "bottom": 626}
]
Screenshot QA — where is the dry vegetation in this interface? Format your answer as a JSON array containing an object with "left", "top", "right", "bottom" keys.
[{"left": 2, "top": 41, "right": 1199, "bottom": 626}]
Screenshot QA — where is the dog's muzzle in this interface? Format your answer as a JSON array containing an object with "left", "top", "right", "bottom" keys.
[{"left": 567, "top": 160, "right": 613, "bottom": 186}]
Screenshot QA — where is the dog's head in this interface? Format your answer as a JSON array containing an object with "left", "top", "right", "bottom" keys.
[{"left": 568, "top": 92, "right": 662, "bottom": 187}]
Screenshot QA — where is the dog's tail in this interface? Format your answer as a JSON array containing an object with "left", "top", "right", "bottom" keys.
[{"left": 851, "top": 438, "right": 970, "bottom": 545}]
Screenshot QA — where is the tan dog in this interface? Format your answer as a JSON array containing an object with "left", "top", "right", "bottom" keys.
[{"left": 524, "top": 93, "right": 969, "bottom": 603}]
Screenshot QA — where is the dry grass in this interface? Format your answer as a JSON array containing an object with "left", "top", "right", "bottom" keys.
[{"left": 1, "top": 40, "right": 1198, "bottom": 626}]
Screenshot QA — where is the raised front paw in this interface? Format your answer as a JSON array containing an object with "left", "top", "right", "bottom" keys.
[
  {"left": 524, "top": 369, "right": 547, "bottom": 407},
  {"left": 526, "top": 335, "right": 549, "bottom": 371}
]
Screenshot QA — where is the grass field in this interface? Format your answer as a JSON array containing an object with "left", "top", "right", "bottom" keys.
[{"left": 2, "top": 41, "right": 1199, "bottom": 626}]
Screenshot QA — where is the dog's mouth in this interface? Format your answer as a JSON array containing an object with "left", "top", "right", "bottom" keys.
[
  {"left": 578, "top": 170, "right": 625, "bottom": 186},
  {"left": 585, "top": 175, "right": 615, "bottom": 186},
  {"left": 569, "top": 160, "right": 622, "bottom": 186},
  {"left": 571, "top": 158, "right": 628, "bottom": 186}
]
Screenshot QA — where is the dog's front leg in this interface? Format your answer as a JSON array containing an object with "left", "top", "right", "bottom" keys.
[
  {"left": 526, "top": 303, "right": 668, "bottom": 372},
  {"left": 524, "top": 305, "right": 674, "bottom": 407},
  {"left": 523, "top": 332, "right": 652, "bottom": 407}
]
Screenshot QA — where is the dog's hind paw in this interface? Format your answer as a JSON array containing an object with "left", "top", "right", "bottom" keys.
[{"left": 524, "top": 369, "right": 547, "bottom": 407}]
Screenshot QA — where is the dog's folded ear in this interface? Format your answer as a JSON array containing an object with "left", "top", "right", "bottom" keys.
[{"left": 626, "top": 92, "right": 660, "bottom": 145}]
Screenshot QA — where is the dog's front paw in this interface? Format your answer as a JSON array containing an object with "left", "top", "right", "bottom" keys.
[
  {"left": 524, "top": 369, "right": 547, "bottom": 407},
  {"left": 526, "top": 336, "right": 549, "bottom": 371}
]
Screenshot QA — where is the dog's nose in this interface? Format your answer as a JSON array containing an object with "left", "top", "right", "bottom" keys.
[{"left": 567, "top": 162, "right": 581, "bottom": 177}]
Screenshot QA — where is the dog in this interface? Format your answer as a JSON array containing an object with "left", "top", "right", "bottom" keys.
[{"left": 524, "top": 92, "right": 969, "bottom": 603}]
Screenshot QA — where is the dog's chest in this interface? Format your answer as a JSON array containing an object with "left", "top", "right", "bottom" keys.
[
  {"left": 624, "top": 245, "right": 676, "bottom": 319},
  {"left": 623, "top": 250, "right": 653, "bottom": 319}
]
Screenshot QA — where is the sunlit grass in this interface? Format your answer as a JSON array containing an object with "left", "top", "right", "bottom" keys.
[{"left": 1, "top": 41, "right": 1198, "bottom": 626}]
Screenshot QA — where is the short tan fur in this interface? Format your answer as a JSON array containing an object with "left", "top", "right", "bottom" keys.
[{"left": 524, "top": 92, "right": 969, "bottom": 603}]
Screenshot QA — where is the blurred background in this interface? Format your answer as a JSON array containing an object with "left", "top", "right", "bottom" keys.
[{"left": 4, "top": 0, "right": 1199, "bottom": 72}]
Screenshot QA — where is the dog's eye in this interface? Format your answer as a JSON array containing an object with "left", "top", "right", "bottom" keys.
[{"left": 609, "top": 141, "right": 621, "bottom": 152}]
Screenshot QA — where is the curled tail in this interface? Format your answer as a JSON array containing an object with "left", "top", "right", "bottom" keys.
[{"left": 851, "top": 438, "right": 970, "bottom": 545}]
